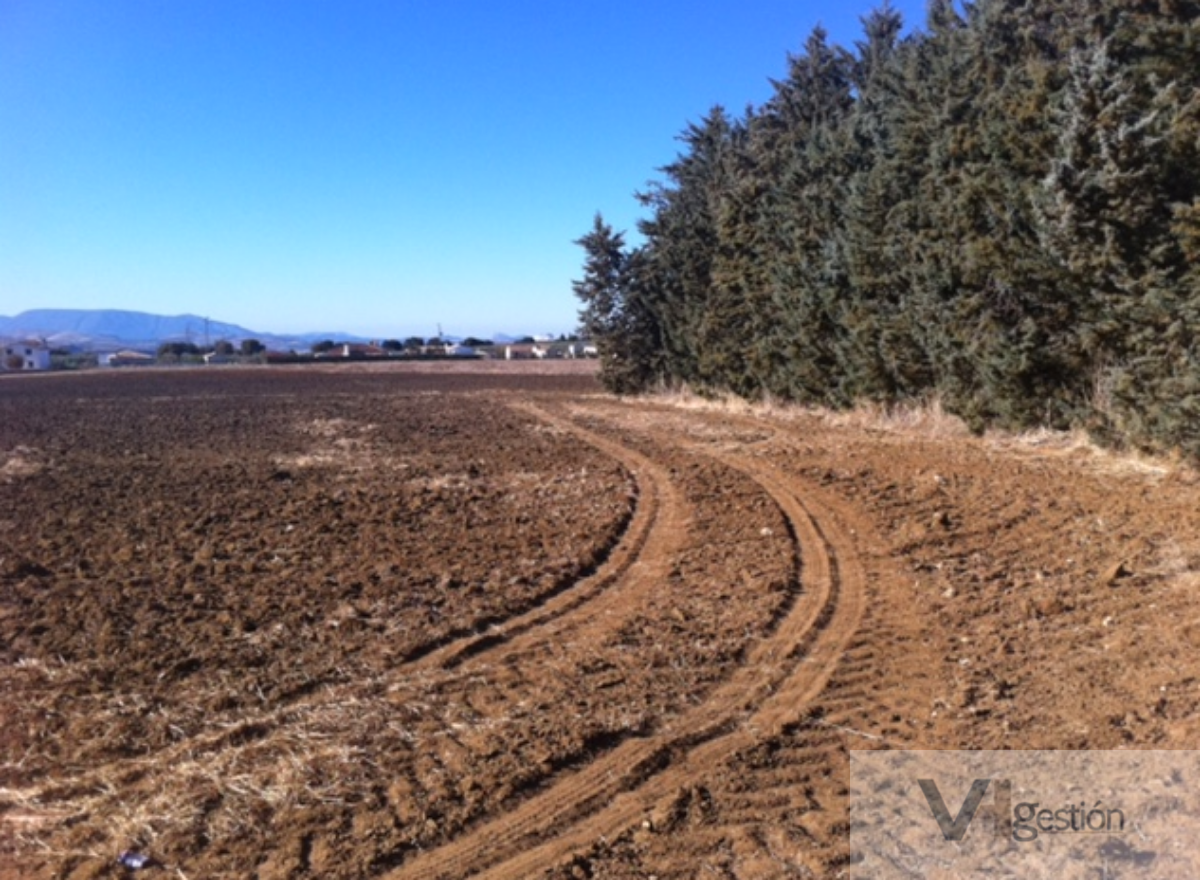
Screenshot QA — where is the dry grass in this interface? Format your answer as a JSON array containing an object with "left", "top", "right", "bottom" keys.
[
  {"left": 811, "top": 396, "right": 970, "bottom": 438},
  {"left": 648, "top": 385, "right": 1198, "bottom": 484},
  {"left": 988, "top": 426, "right": 1197, "bottom": 483},
  {"left": 0, "top": 675, "right": 405, "bottom": 866},
  {"left": 1, "top": 590, "right": 553, "bottom": 871},
  {"left": 1, "top": 623, "right": 407, "bottom": 864},
  {"left": 0, "top": 446, "right": 43, "bottom": 482},
  {"left": 650, "top": 386, "right": 970, "bottom": 438},
  {"left": 1149, "top": 536, "right": 1200, "bottom": 591}
]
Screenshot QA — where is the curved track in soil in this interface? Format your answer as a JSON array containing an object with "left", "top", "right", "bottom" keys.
[
  {"left": 380, "top": 402, "right": 867, "bottom": 880},
  {"left": 406, "top": 403, "right": 689, "bottom": 675}
]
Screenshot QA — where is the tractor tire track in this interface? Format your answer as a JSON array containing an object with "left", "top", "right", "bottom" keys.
[
  {"left": 411, "top": 401, "right": 689, "bottom": 673},
  {"left": 380, "top": 408, "right": 867, "bottom": 880}
]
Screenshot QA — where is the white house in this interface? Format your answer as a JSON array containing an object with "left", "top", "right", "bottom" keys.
[
  {"left": 102, "top": 350, "right": 155, "bottom": 367},
  {"left": 2, "top": 341, "right": 51, "bottom": 371},
  {"left": 505, "top": 344, "right": 538, "bottom": 360}
]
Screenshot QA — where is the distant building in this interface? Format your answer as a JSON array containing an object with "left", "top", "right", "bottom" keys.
[
  {"left": 505, "top": 343, "right": 554, "bottom": 359},
  {"left": 311, "top": 343, "right": 387, "bottom": 359},
  {"left": 342, "top": 343, "right": 386, "bottom": 358},
  {"left": 2, "top": 341, "right": 51, "bottom": 371},
  {"left": 102, "top": 350, "right": 155, "bottom": 367}
]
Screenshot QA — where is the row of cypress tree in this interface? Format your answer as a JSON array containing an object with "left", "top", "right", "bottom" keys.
[{"left": 573, "top": 0, "right": 1200, "bottom": 456}]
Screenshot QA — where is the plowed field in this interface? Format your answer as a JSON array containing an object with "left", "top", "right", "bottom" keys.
[{"left": 3, "top": 366, "right": 1199, "bottom": 878}]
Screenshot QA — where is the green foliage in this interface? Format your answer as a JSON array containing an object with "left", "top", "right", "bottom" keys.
[
  {"left": 157, "top": 341, "right": 201, "bottom": 359},
  {"left": 50, "top": 351, "right": 98, "bottom": 371},
  {"left": 572, "top": 214, "right": 663, "bottom": 393},
  {"left": 577, "top": 0, "right": 1200, "bottom": 458}
]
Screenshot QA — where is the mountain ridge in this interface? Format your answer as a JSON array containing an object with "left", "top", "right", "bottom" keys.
[{"left": 0, "top": 308, "right": 371, "bottom": 350}]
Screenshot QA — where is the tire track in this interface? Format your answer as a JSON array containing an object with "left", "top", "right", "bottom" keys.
[
  {"left": 410, "top": 401, "right": 690, "bottom": 673},
  {"left": 630, "top": 405, "right": 947, "bottom": 877},
  {"left": 379, "top": 407, "right": 866, "bottom": 880}
]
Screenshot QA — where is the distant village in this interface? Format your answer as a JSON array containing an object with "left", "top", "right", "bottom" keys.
[{"left": 1, "top": 335, "right": 597, "bottom": 372}]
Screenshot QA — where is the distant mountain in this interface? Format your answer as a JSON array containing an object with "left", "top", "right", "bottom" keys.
[
  {"left": 0, "top": 309, "right": 368, "bottom": 351},
  {"left": 0, "top": 309, "right": 253, "bottom": 343}
]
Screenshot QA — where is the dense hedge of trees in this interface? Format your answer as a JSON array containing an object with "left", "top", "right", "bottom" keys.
[{"left": 575, "top": 0, "right": 1200, "bottom": 456}]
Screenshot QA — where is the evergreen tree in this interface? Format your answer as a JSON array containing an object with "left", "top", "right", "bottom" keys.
[
  {"left": 839, "top": 4, "right": 932, "bottom": 402},
  {"left": 1037, "top": 33, "right": 1198, "bottom": 448},
  {"left": 572, "top": 214, "right": 662, "bottom": 393},
  {"left": 759, "top": 28, "right": 858, "bottom": 403},
  {"left": 634, "top": 107, "right": 736, "bottom": 388},
  {"left": 574, "top": 0, "right": 1200, "bottom": 457}
]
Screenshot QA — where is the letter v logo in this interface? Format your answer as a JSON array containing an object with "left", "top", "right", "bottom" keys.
[{"left": 918, "top": 778, "right": 991, "bottom": 841}]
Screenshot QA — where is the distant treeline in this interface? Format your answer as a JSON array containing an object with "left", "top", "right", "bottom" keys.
[{"left": 574, "top": 0, "right": 1200, "bottom": 456}]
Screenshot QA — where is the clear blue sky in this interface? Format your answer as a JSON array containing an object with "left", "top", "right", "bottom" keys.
[{"left": 1, "top": 0, "right": 928, "bottom": 339}]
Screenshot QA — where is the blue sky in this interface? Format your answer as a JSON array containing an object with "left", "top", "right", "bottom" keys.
[{"left": 1, "top": 0, "right": 928, "bottom": 339}]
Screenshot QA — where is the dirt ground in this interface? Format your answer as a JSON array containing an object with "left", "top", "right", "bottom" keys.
[{"left": 2, "top": 364, "right": 1199, "bottom": 878}]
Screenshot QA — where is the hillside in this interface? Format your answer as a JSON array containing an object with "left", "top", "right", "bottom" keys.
[{"left": 0, "top": 308, "right": 365, "bottom": 351}]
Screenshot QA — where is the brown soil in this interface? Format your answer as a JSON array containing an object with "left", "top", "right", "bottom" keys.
[{"left": 2, "top": 366, "right": 1198, "bottom": 878}]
